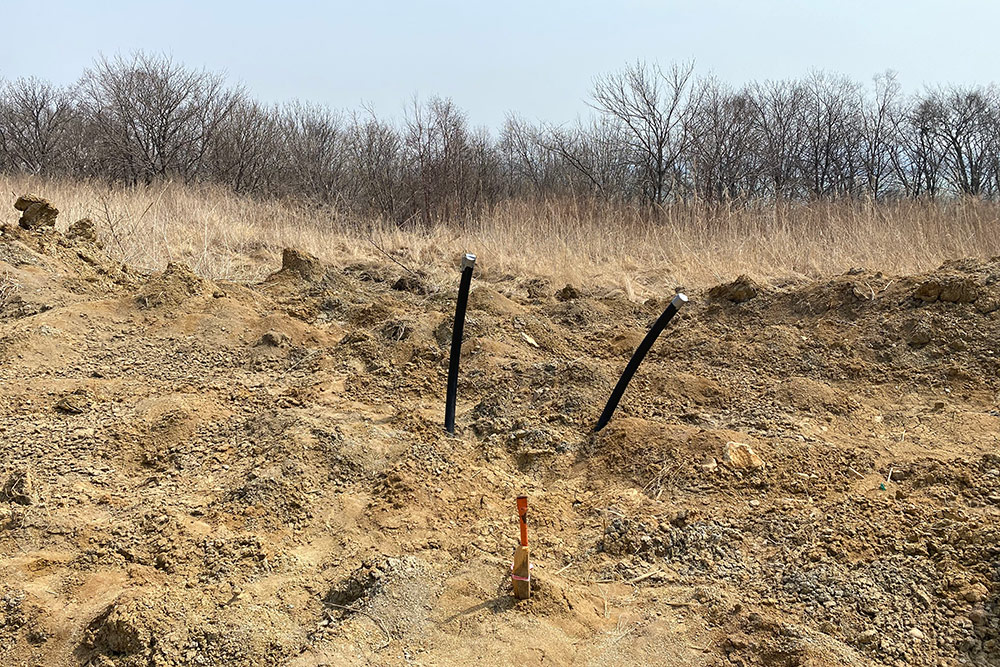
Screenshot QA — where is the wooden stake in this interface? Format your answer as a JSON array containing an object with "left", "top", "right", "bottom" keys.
[{"left": 513, "top": 495, "right": 530, "bottom": 600}]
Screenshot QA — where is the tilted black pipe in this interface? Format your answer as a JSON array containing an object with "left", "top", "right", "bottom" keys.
[
  {"left": 594, "top": 293, "right": 688, "bottom": 432},
  {"left": 445, "top": 253, "right": 477, "bottom": 434}
]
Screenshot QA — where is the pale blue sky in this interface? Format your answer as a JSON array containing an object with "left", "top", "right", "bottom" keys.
[{"left": 1, "top": 0, "right": 994, "bottom": 127}]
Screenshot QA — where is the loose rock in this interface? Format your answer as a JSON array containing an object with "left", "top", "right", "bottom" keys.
[
  {"left": 724, "top": 441, "right": 765, "bottom": 470},
  {"left": 14, "top": 194, "right": 58, "bottom": 230}
]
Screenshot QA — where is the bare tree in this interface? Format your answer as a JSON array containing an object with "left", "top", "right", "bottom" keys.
[
  {"left": 499, "top": 114, "right": 552, "bottom": 195},
  {"left": 345, "top": 109, "right": 405, "bottom": 220},
  {"left": 746, "top": 80, "right": 808, "bottom": 199},
  {"left": 539, "top": 117, "right": 635, "bottom": 200},
  {"left": 859, "top": 72, "right": 901, "bottom": 199},
  {"left": 7, "top": 52, "right": 1000, "bottom": 218},
  {"left": 404, "top": 96, "right": 482, "bottom": 224},
  {"left": 797, "top": 71, "right": 863, "bottom": 198},
  {"left": 79, "top": 53, "right": 237, "bottom": 183},
  {"left": 280, "top": 101, "right": 349, "bottom": 203},
  {"left": 921, "top": 85, "right": 997, "bottom": 196},
  {"left": 207, "top": 97, "right": 282, "bottom": 195},
  {"left": 0, "top": 77, "right": 76, "bottom": 175},
  {"left": 891, "top": 96, "right": 948, "bottom": 199},
  {"left": 686, "top": 78, "right": 763, "bottom": 202},
  {"left": 590, "top": 61, "right": 695, "bottom": 205}
]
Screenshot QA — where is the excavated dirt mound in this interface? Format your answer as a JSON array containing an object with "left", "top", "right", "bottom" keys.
[{"left": 1, "top": 220, "right": 999, "bottom": 666}]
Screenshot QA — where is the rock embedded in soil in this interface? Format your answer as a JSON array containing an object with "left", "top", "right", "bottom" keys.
[
  {"left": 963, "top": 583, "right": 989, "bottom": 603},
  {"left": 914, "top": 277, "right": 979, "bottom": 303},
  {"left": 256, "top": 330, "right": 290, "bottom": 347},
  {"left": 555, "top": 284, "right": 580, "bottom": 301},
  {"left": 905, "top": 319, "right": 934, "bottom": 346},
  {"left": 55, "top": 389, "right": 91, "bottom": 414},
  {"left": 66, "top": 217, "right": 98, "bottom": 243},
  {"left": 699, "top": 456, "right": 718, "bottom": 473},
  {"left": 975, "top": 297, "right": 1000, "bottom": 314},
  {"left": 858, "top": 629, "right": 878, "bottom": 644},
  {"left": 708, "top": 274, "right": 759, "bottom": 303},
  {"left": 724, "top": 441, "right": 765, "bottom": 470}
]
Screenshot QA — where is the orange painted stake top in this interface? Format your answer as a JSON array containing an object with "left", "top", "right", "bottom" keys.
[{"left": 517, "top": 496, "right": 528, "bottom": 547}]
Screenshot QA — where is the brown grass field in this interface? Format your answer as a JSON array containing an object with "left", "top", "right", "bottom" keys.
[{"left": 5, "top": 174, "right": 999, "bottom": 293}]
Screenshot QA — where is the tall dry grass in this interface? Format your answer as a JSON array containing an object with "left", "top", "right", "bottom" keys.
[{"left": 3, "top": 174, "right": 1000, "bottom": 296}]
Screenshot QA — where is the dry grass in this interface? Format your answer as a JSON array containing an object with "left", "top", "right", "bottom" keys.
[
  {"left": 4, "top": 174, "right": 1000, "bottom": 296},
  {"left": 0, "top": 268, "right": 21, "bottom": 310}
]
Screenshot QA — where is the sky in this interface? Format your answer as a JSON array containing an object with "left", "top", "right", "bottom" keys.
[{"left": 1, "top": 0, "right": 996, "bottom": 128}]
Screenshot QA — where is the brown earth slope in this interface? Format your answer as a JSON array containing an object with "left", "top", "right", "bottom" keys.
[{"left": 0, "top": 221, "right": 998, "bottom": 667}]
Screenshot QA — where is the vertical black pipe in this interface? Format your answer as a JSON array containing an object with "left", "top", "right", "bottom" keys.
[
  {"left": 445, "top": 253, "right": 476, "bottom": 434},
  {"left": 594, "top": 293, "right": 688, "bottom": 432}
]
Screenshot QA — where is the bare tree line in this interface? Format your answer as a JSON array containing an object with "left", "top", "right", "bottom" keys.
[{"left": 4, "top": 53, "right": 1000, "bottom": 223}]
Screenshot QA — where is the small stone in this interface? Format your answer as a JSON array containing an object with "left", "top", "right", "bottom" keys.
[
  {"left": 914, "top": 588, "right": 932, "bottom": 609},
  {"left": 724, "top": 442, "right": 765, "bottom": 470},
  {"left": 889, "top": 468, "right": 911, "bottom": 482},
  {"left": 964, "top": 583, "right": 988, "bottom": 603},
  {"left": 909, "top": 627, "right": 925, "bottom": 640},
  {"left": 975, "top": 298, "right": 1000, "bottom": 314},
  {"left": 906, "top": 319, "right": 934, "bottom": 346},
  {"left": 55, "top": 390, "right": 91, "bottom": 414},
  {"left": 698, "top": 456, "right": 717, "bottom": 473}
]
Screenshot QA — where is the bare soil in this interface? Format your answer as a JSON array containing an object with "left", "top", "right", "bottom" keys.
[{"left": 0, "top": 222, "right": 998, "bottom": 666}]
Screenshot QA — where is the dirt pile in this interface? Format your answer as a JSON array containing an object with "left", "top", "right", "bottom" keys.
[{"left": 0, "top": 206, "right": 999, "bottom": 665}]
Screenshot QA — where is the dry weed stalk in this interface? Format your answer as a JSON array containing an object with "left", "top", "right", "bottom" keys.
[{"left": 0, "top": 269, "right": 21, "bottom": 310}]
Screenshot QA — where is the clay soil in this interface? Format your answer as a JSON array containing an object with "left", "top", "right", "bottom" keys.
[{"left": 0, "top": 222, "right": 998, "bottom": 667}]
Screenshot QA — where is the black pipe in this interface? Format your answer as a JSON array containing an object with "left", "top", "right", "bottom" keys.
[
  {"left": 594, "top": 293, "right": 688, "bottom": 432},
  {"left": 445, "top": 253, "right": 477, "bottom": 434}
]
